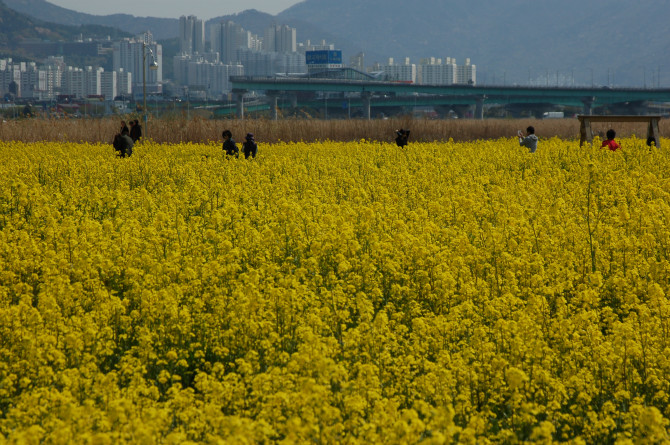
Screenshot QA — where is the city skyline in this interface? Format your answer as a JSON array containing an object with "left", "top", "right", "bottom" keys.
[{"left": 46, "top": 0, "right": 302, "bottom": 20}]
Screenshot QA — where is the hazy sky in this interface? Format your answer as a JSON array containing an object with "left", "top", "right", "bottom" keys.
[{"left": 46, "top": 0, "right": 303, "bottom": 20}]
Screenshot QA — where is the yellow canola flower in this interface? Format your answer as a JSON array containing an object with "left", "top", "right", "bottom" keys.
[{"left": 0, "top": 137, "right": 669, "bottom": 443}]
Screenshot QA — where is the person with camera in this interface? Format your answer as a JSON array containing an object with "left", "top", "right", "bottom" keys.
[{"left": 517, "top": 126, "right": 538, "bottom": 153}]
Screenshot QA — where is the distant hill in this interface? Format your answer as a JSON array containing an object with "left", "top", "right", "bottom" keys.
[
  {"left": 3, "top": 0, "right": 179, "bottom": 40},
  {"left": 0, "top": 0, "right": 370, "bottom": 57},
  {"left": 278, "top": 0, "right": 670, "bottom": 86},
  {"left": 2, "top": 0, "right": 362, "bottom": 59},
  {"left": 0, "top": 0, "right": 129, "bottom": 56},
  {"left": 5, "top": 0, "right": 669, "bottom": 87}
]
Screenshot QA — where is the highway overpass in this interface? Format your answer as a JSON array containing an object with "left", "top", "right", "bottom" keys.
[{"left": 230, "top": 76, "right": 670, "bottom": 119}]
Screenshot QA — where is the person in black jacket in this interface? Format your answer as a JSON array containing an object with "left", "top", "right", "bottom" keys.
[
  {"left": 129, "top": 119, "right": 142, "bottom": 143},
  {"left": 113, "top": 128, "right": 134, "bottom": 158},
  {"left": 222, "top": 130, "right": 239, "bottom": 158},
  {"left": 242, "top": 133, "right": 258, "bottom": 159},
  {"left": 395, "top": 128, "right": 410, "bottom": 147}
]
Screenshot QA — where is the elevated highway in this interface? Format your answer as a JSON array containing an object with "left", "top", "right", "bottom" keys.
[{"left": 230, "top": 76, "right": 670, "bottom": 119}]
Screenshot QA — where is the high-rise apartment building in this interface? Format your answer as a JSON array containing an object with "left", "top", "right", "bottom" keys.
[
  {"left": 0, "top": 59, "right": 54, "bottom": 99},
  {"left": 350, "top": 52, "right": 365, "bottom": 71},
  {"left": 84, "top": 66, "right": 104, "bottom": 96},
  {"left": 237, "top": 48, "right": 307, "bottom": 77},
  {"left": 264, "top": 25, "right": 297, "bottom": 53},
  {"left": 0, "top": 57, "right": 133, "bottom": 100},
  {"left": 117, "top": 68, "right": 132, "bottom": 97},
  {"left": 456, "top": 58, "right": 476, "bottom": 85},
  {"left": 19, "top": 62, "right": 39, "bottom": 98},
  {"left": 383, "top": 57, "right": 476, "bottom": 85},
  {"left": 419, "top": 57, "right": 457, "bottom": 85},
  {"left": 0, "top": 60, "right": 26, "bottom": 97},
  {"left": 179, "top": 15, "right": 205, "bottom": 56},
  {"left": 210, "top": 21, "right": 253, "bottom": 64},
  {"left": 113, "top": 32, "right": 163, "bottom": 95},
  {"left": 101, "top": 70, "right": 117, "bottom": 99},
  {"left": 174, "top": 53, "right": 244, "bottom": 97},
  {"left": 63, "top": 67, "right": 85, "bottom": 98},
  {"left": 382, "top": 58, "right": 417, "bottom": 83}
]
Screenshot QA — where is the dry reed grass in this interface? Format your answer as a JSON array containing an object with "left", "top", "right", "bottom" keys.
[{"left": 0, "top": 117, "right": 667, "bottom": 144}]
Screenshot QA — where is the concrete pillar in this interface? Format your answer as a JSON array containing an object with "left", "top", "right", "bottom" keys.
[
  {"left": 270, "top": 95, "right": 279, "bottom": 120},
  {"left": 266, "top": 90, "right": 280, "bottom": 120},
  {"left": 236, "top": 94, "right": 244, "bottom": 119},
  {"left": 361, "top": 92, "right": 372, "bottom": 120},
  {"left": 475, "top": 95, "right": 486, "bottom": 120},
  {"left": 581, "top": 96, "right": 595, "bottom": 115}
]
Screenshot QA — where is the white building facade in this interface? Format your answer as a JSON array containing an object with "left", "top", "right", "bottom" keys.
[
  {"left": 174, "top": 54, "right": 244, "bottom": 97},
  {"left": 179, "top": 15, "right": 205, "bottom": 56},
  {"left": 264, "top": 25, "right": 297, "bottom": 53},
  {"left": 113, "top": 32, "right": 163, "bottom": 96},
  {"left": 210, "top": 21, "right": 254, "bottom": 64},
  {"left": 418, "top": 57, "right": 458, "bottom": 85},
  {"left": 383, "top": 57, "right": 477, "bottom": 85},
  {"left": 456, "top": 58, "right": 476, "bottom": 85},
  {"left": 382, "top": 58, "right": 417, "bottom": 83}
]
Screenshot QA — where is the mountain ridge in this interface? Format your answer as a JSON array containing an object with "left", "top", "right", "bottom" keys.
[
  {"left": 4, "top": 0, "right": 179, "bottom": 40},
  {"left": 277, "top": 0, "right": 670, "bottom": 86},
  {"left": 0, "top": 0, "right": 130, "bottom": 55},
  {"left": 4, "top": 0, "right": 669, "bottom": 86}
]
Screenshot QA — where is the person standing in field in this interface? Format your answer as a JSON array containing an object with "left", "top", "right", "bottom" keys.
[
  {"left": 395, "top": 128, "right": 410, "bottom": 147},
  {"left": 222, "top": 130, "right": 239, "bottom": 158},
  {"left": 113, "top": 128, "right": 134, "bottom": 158},
  {"left": 130, "top": 119, "right": 142, "bottom": 143},
  {"left": 120, "top": 120, "right": 129, "bottom": 134},
  {"left": 243, "top": 133, "right": 258, "bottom": 159},
  {"left": 601, "top": 129, "right": 620, "bottom": 151},
  {"left": 517, "top": 126, "right": 538, "bottom": 153}
]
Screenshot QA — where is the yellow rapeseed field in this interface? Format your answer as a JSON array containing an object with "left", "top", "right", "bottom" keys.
[{"left": 1, "top": 136, "right": 669, "bottom": 443}]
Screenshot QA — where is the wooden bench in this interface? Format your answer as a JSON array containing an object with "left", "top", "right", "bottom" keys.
[{"left": 577, "top": 115, "right": 662, "bottom": 148}]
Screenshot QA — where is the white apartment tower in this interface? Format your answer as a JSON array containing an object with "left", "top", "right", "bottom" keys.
[
  {"left": 113, "top": 32, "right": 163, "bottom": 95},
  {"left": 44, "top": 57, "right": 65, "bottom": 91},
  {"left": 100, "top": 70, "right": 117, "bottom": 99},
  {"left": 350, "top": 52, "right": 365, "bottom": 71},
  {"left": 419, "top": 57, "right": 457, "bottom": 85},
  {"left": 210, "top": 21, "right": 253, "bottom": 64},
  {"left": 63, "top": 67, "right": 85, "bottom": 98},
  {"left": 0, "top": 60, "right": 26, "bottom": 97},
  {"left": 117, "top": 68, "right": 132, "bottom": 97},
  {"left": 456, "top": 58, "right": 476, "bottom": 85},
  {"left": 382, "top": 57, "right": 417, "bottom": 83},
  {"left": 174, "top": 53, "right": 244, "bottom": 96},
  {"left": 60, "top": 66, "right": 104, "bottom": 98},
  {"left": 179, "top": 15, "right": 205, "bottom": 56},
  {"left": 84, "top": 66, "right": 103, "bottom": 96},
  {"left": 19, "top": 62, "right": 39, "bottom": 98},
  {"left": 264, "top": 25, "right": 297, "bottom": 53}
]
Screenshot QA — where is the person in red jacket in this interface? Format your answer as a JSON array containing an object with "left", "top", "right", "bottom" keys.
[{"left": 601, "top": 129, "right": 620, "bottom": 151}]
